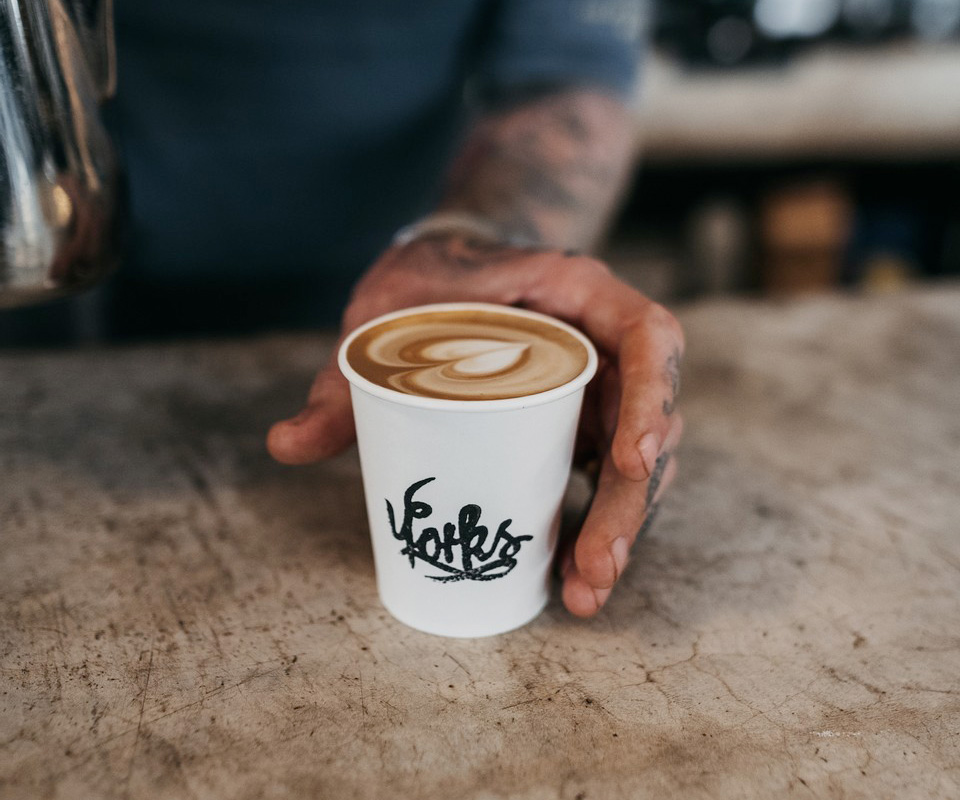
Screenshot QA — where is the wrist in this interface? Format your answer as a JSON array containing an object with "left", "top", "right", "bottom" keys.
[{"left": 391, "top": 211, "right": 539, "bottom": 249}]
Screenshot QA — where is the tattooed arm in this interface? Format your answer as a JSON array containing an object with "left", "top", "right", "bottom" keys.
[
  {"left": 438, "top": 89, "right": 635, "bottom": 252},
  {"left": 268, "top": 88, "right": 685, "bottom": 619}
]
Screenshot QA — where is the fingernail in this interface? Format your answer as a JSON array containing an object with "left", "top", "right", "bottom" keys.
[
  {"left": 637, "top": 433, "right": 660, "bottom": 477},
  {"left": 611, "top": 536, "right": 630, "bottom": 579}
]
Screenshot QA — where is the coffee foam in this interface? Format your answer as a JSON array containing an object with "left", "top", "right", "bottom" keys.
[{"left": 346, "top": 308, "right": 589, "bottom": 401}]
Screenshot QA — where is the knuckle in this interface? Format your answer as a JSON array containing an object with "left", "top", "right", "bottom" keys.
[
  {"left": 343, "top": 285, "right": 404, "bottom": 329},
  {"left": 646, "top": 302, "right": 685, "bottom": 350},
  {"left": 342, "top": 300, "right": 370, "bottom": 330},
  {"left": 666, "top": 314, "right": 686, "bottom": 351},
  {"left": 547, "top": 256, "right": 614, "bottom": 306},
  {"left": 550, "top": 253, "right": 610, "bottom": 282},
  {"left": 610, "top": 435, "right": 637, "bottom": 476},
  {"left": 366, "top": 273, "right": 405, "bottom": 301},
  {"left": 573, "top": 256, "right": 613, "bottom": 280}
]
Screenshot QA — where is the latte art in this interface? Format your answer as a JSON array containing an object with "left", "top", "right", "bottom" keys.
[
  {"left": 418, "top": 339, "right": 529, "bottom": 375},
  {"left": 346, "top": 308, "right": 589, "bottom": 400}
]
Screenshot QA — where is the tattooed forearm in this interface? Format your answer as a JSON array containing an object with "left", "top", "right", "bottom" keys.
[{"left": 439, "top": 90, "right": 635, "bottom": 252}]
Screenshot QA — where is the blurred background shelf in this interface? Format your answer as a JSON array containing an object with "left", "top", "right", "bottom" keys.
[
  {"left": 636, "top": 43, "right": 960, "bottom": 160},
  {"left": 605, "top": 0, "right": 960, "bottom": 301},
  {"left": 604, "top": 1, "right": 960, "bottom": 303}
]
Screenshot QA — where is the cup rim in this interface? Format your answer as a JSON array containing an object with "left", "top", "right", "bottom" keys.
[{"left": 337, "top": 302, "right": 599, "bottom": 412}]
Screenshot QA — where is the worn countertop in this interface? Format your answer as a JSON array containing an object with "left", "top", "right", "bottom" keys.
[{"left": 2, "top": 286, "right": 959, "bottom": 799}]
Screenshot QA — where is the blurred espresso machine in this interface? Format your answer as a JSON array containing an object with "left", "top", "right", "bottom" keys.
[
  {"left": 0, "top": 0, "right": 122, "bottom": 309},
  {"left": 654, "top": 0, "right": 960, "bottom": 68}
]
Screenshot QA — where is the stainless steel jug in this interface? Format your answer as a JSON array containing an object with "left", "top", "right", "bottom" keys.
[{"left": 0, "top": 0, "right": 121, "bottom": 308}]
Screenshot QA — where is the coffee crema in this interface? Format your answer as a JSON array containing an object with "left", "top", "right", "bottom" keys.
[{"left": 346, "top": 308, "right": 589, "bottom": 400}]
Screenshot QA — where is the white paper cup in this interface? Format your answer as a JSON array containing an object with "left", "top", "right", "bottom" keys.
[{"left": 338, "top": 303, "right": 598, "bottom": 637}]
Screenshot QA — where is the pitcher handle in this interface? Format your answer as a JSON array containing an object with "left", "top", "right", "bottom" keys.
[{"left": 74, "top": 0, "right": 116, "bottom": 101}]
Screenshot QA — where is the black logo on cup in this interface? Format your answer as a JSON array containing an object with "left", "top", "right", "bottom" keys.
[{"left": 386, "top": 477, "right": 532, "bottom": 583}]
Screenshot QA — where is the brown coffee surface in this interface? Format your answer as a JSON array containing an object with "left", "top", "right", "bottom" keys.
[{"left": 346, "top": 308, "right": 589, "bottom": 400}]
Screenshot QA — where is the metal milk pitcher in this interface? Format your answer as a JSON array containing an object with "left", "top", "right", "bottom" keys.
[{"left": 0, "top": 0, "right": 122, "bottom": 308}]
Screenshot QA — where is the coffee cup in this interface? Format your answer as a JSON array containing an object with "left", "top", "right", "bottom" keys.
[{"left": 338, "top": 302, "right": 598, "bottom": 637}]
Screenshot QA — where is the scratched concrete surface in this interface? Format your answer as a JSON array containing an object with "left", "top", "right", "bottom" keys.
[{"left": 1, "top": 287, "right": 959, "bottom": 799}]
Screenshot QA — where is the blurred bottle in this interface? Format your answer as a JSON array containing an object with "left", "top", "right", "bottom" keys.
[
  {"left": 686, "top": 197, "right": 751, "bottom": 294},
  {"left": 753, "top": 0, "right": 841, "bottom": 39},
  {"left": 653, "top": 2, "right": 779, "bottom": 68},
  {"left": 910, "top": 0, "right": 960, "bottom": 39},
  {"left": 760, "top": 179, "right": 854, "bottom": 295},
  {"left": 840, "top": 0, "right": 897, "bottom": 39},
  {"left": 845, "top": 205, "right": 924, "bottom": 291},
  {"left": 650, "top": 0, "right": 959, "bottom": 69}
]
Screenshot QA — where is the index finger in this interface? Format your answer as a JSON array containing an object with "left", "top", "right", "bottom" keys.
[
  {"left": 611, "top": 306, "right": 684, "bottom": 481},
  {"left": 514, "top": 255, "right": 684, "bottom": 478}
]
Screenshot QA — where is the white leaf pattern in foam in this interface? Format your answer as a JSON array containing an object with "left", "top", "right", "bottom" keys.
[
  {"left": 420, "top": 339, "right": 529, "bottom": 376},
  {"left": 420, "top": 339, "right": 512, "bottom": 360},
  {"left": 453, "top": 344, "right": 529, "bottom": 376}
]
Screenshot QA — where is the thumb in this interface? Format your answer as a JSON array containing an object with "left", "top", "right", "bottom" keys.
[{"left": 267, "top": 357, "right": 355, "bottom": 465}]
